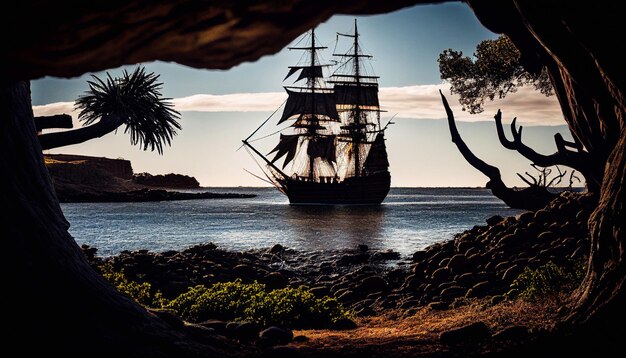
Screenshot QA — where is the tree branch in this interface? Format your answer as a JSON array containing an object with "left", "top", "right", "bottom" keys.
[
  {"left": 441, "top": 90, "right": 500, "bottom": 179},
  {"left": 441, "top": 91, "right": 559, "bottom": 211},
  {"left": 34, "top": 114, "right": 73, "bottom": 132},
  {"left": 493, "top": 109, "right": 596, "bottom": 188},
  {"left": 38, "top": 115, "right": 122, "bottom": 150}
]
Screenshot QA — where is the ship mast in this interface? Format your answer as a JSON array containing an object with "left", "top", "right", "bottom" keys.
[
  {"left": 352, "top": 19, "right": 361, "bottom": 177},
  {"left": 308, "top": 28, "right": 317, "bottom": 180}
]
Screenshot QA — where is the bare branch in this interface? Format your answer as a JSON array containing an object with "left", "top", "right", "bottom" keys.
[
  {"left": 35, "top": 114, "right": 73, "bottom": 132},
  {"left": 440, "top": 90, "right": 500, "bottom": 179},
  {"left": 517, "top": 172, "right": 535, "bottom": 186}
]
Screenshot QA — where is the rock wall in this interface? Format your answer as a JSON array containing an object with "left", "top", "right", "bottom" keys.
[{"left": 46, "top": 154, "right": 133, "bottom": 180}]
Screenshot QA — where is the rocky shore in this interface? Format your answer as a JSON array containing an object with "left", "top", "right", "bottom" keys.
[{"left": 85, "top": 191, "right": 594, "bottom": 327}]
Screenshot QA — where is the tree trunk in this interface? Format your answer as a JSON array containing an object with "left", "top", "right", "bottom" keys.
[
  {"left": 38, "top": 114, "right": 123, "bottom": 150},
  {"left": 469, "top": 0, "right": 626, "bottom": 349},
  {"left": 1, "top": 81, "right": 227, "bottom": 355}
]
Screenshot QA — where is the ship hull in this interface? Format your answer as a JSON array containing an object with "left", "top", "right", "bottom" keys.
[{"left": 279, "top": 171, "right": 390, "bottom": 205}]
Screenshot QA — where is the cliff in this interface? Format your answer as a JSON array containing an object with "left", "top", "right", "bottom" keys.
[{"left": 44, "top": 154, "right": 206, "bottom": 201}]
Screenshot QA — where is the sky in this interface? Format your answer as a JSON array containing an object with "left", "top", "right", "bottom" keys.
[{"left": 31, "top": 3, "right": 573, "bottom": 188}]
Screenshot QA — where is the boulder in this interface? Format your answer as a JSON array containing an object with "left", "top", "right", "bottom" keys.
[
  {"left": 270, "top": 244, "right": 285, "bottom": 254},
  {"left": 465, "top": 281, "right": 493, "bottom": 299},
  {"left": 199, "top": 319, "right": 227, "bottom": 333},
  {"left": 333, "top": 317, "right": 358, "bottom": 330},
  {"left": 372, "top": 250, "right": 401, "bottom": 261},
  {"left": 447, "top": 254, "right": 468, "bottom": 274},
  {"left": 259, "top": 326, "right": 294, "bottom": 345},
  {"left": 233, "top": 264, "right": 257, "bottom": 278},
  {"left": 357, "top": 276, "right": 388, "bottom": 294},
  {"left": 486, "top": 215, "right": 504, "bottom": 226},
  {"left": 428, "top": 301, "right": 449, "bottom": 310},
  {"left": 310, "top": 286, "right": 331, "bottom": 298},
  {"left": 440, "top": 322, "right": 491, "bottom": 345},
  {"left": 502, "top": 264, "right": 525, "bottom": 282},
  {"left": 431, "top": 267, "right": 450, "bottom": 283},
  {"left": 412, "top": 250, "right": 428, "bottom": 262},
  {"left": 264, "top": 272, "right": 289, "bottom": 290},
  {"left": 227, "top": 321, "right": 260, "bottom": 342},
  {"left": 440, "top": 286, "right": 467, "bottom": 301}
]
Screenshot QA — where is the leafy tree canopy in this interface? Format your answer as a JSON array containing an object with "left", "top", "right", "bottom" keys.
[{"left": 438, "top": 35, "right": 553, "bottom": 114}]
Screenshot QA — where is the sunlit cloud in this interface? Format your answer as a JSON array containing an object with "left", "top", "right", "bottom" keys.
[
  {"left": 380, "top": 83, "right": 563, "bottom": 125},
  {"left": 173, "top": 92, "right": 287, "bottom": 112},
  {"left": 33, "top": 83, "right": 564, "bottom": 126}
]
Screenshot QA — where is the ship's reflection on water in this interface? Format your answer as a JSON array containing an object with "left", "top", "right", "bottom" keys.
[{"left": 284, "top": 205, "right": 386, "bottom": 250}]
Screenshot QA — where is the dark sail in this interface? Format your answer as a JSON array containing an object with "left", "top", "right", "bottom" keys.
[
  {"left": 334, "top": 85, "right": 379, "bottom": 107},
  {"left": 284, "top": 65, "right": 324, "bottom": 82},
  {"left": 363, "top": 133, "right": 389, "bottom": 175},
  {"left": 269, "top": 134, "right": 300, "bottom": 168},
  {"left": 307, "top": 136, "right": 336, "bottom": 163},
  {"left": 279, "top": 89, "right": 339, "bottom": 124}
]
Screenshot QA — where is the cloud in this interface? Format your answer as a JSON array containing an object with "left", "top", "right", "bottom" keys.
[
  {"left": 33, "top": 101, "right": 75, "bottom": 117},
  {"left": 380, "top": 83, "right": 564, "bottom": 125},
  {"left": 173, "top": 92, "right": 286, "bottom": 112},
  {"left": 33, "top": 83, "right": 564, "bottom": 126}
]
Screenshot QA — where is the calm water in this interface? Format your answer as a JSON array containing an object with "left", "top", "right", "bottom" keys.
[{"left": 61, "top": 187, "right": 525, "bottom": 257}]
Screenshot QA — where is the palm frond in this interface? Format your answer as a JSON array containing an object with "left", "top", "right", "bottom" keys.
[{"left": 75, "top": 66, "right": 181, "bottom": 154}]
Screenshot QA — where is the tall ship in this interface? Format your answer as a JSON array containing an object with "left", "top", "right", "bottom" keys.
[{"left": 243, "top": 20, "right": 391, "bottom": 204}]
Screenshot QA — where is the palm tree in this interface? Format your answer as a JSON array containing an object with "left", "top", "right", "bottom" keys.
[{"left": 38, "top": 67, "right": 181, "bottom": 154}]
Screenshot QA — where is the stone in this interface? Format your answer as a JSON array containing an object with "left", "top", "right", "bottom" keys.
[
  {"left": 538, "top": 231, "right": 556, "bottom": 241},
  {"left": 357, "top": 276, "right": 388, "bottom": 294},
  {"left": 259, "top": 326, "right": 294, "bottom": 345},
  {"left": 502, "top": 264, "right": 524, "bottom": 282},
  {"left": 428, "top": 301, "right": 449, "bottom": 310},
  {"left": 233, "top": 264, "right": 257, "bottom": 278},
  {"left": 456, "top": 240, "right": 474, "bottom": 254},
  {"left": 412, "top": 250, "right": 428, "bottom": 262},
  {"left": 447, "top": 254, "right": 468, "bottom": 273},
  {"left": 337, "top": 253, "right": 369, "bottom": 265},
  {"left": 310, "top": 286, "right": 331, "bottom": 298},
  {"left": 456, "top": 272, "right": 476, "bottom": 286},
  {"left": 431, "top": 267, "right": 450, "bottom": 283},
  {"left": 270, "top": 244, "right": 285, "bottom": 254},
  {"left": 465, "top": 281, "right": 492, "bottom": 299},
  {"left": 440, "top": 322, "right": 491, "bottom": 345},
  {"left": 337, "top": 289, "right": 357, "bottom": 303},
  {"left": 372, "top": 250, "right": 401, "bottom": 261},
  {"left": 293, "top": 335, "right": 308, "bottom": 343},
  {"left": 199, "top": 319, "right": 227, "bottom": 332},
  {"left": 440, "top": 286, "right": 467, "bottom": 301},
  {"left": 486, "top": 215, "right": 504, "bottom": 226},
  {"left": 490, "top": 295, "right": 505, "bottom": 305},
  {"left": 227, "top": 321, "right": 260, "bottom": 342},
  {"left": 264, "top": 272, "right": 289, "bottom": 290},
  {"left": 333, "top": 317, "right": 358, "bottom": 330}
]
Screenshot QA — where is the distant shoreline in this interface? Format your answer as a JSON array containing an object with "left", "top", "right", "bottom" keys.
[{"left": 58, "top": 188, "right": 256, "bottom": 203}]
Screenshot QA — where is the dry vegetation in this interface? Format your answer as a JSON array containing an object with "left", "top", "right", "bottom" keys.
[{"left": 292, "top": 299, "right": 559, "bottom": 357}]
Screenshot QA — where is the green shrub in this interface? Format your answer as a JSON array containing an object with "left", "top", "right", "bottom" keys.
[
  {"left": 166, "top": 279, "right": 352, "bottom": 329},
  {"left": 508, "top": 261, "right": 585, "bottom": 301},
  {"left": 97, "top": 263, "right": 165, "bottom": 308}
]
